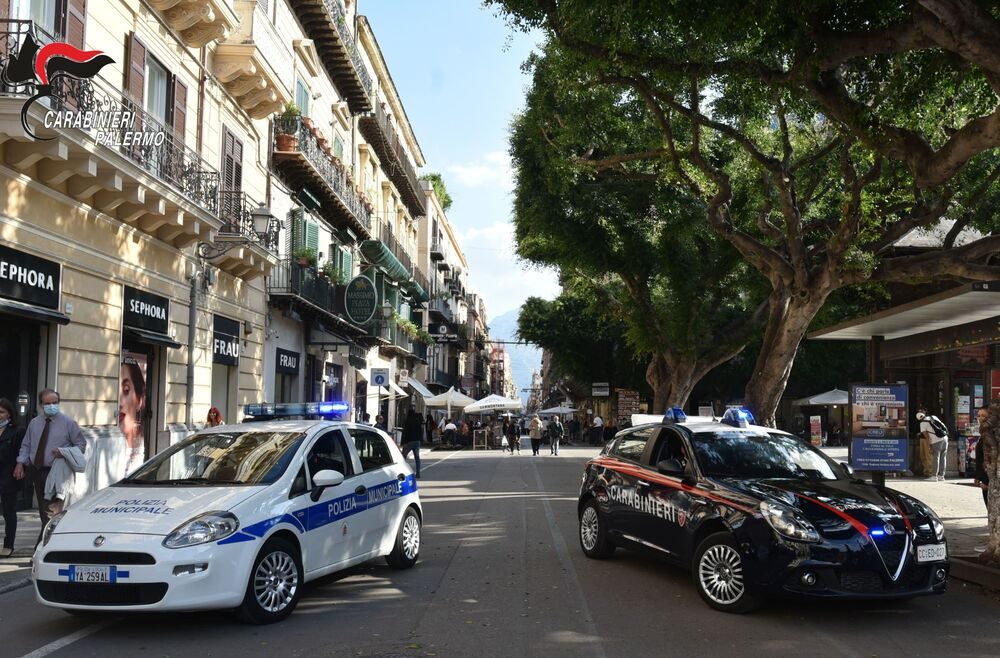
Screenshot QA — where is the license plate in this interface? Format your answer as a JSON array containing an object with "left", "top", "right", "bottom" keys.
[
  {"left": 916, "top": 543, "right": 947, "bottom": 563},
  {"left": 69, "top": 566, "right": 116, "bottom": 583}
]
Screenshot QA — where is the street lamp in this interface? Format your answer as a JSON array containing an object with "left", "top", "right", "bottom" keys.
[
  {"left": 381, "top": 299, "right": 394, "bottom": 320},
  {"left": 197, "top": 204, "right": 281, "bottom": 259}
]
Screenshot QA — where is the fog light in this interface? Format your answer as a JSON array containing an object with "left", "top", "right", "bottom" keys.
[
  {"left": 934, "top": 568, "right": 947, "bottom": 582},
  {"left": 801, "top": 572, "right": 817, "bottom": 586},
  {"left": 173, "top": 563, "right": 208, "bottom": 576}
]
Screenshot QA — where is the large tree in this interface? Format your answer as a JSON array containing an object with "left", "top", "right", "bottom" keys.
[
  {"left": 490, "top": 0, "right": 1000, "bottom": 426},
  {"left": 511, "top": 49, "right": 767, "bottom": 410}
]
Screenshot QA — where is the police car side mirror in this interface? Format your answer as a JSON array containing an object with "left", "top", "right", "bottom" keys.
[
  {"left": 310, "top": 469, "right": 345, "bottom": 501},
  {"left": 657, "top": 458, "right": 685, "bottom": 477},
  {"left": 841, "top": 462, "right": 855, "bottom": 477}
]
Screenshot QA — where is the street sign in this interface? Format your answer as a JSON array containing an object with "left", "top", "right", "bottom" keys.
[
  {"left": 592, "top": 382, "right": 610, "bottom": 397},
  {"left": 371, "top": 368, "right": 390, "bottom": 387},
  {"left": 399, "top": 369, "right": 409, "bottom": 386}
]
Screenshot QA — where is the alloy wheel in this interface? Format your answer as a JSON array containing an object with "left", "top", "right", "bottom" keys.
[
  {"left": 402, "top": 514, "right": 421, "bottom": 560},
  {"left": 698, "top": 544, "right": 745, "bottom": 605},
  {"left": 580, "top": 506, "right": 599, "bottom": 551},
  {"left": 253, "top": 550, "right": 299, "bottom": 613}
]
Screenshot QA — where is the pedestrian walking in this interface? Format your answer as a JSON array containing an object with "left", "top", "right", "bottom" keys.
[
  {"left": 401, "top": 408, "right": 423, "bottom": 479},
  {"left": 375, "top": 414, "right": 388, "bottom": 432},
  {"left": 0, "top": 398, "right": 26, "bottom": 556},
  {"left": 13, "top": 389, "right": 86, "bottom": 544},
  {"left": 505, "top": 417, "right": 520, "bottom": 454},
  {"left": 567, "top": 417, "right": 579, "bottom": 445},
  {"left": 975, "top": 407, "right": 990, "bottom": 508},
  {"left": 591, "top": 414, "right": 604, "bottom": 445},
  {"left": 917, "top": 407, "right": 949, "bottom": 481},
  {"left": 528, "top": 414, "right": 543, "bottom": 456},
  {"left": 549, "top": 415, "right": 564, "bottom": 455},
  {"left": 443, "top": 419, "right": 457, "bottom": 445},
  {"left": 206, "top": 406, "right": 224, "bottom": 427},
  {"left": 425, "top": 412, "right": 436, "bottom": 444}
]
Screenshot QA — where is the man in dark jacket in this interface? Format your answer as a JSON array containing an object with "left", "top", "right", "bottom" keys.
[{"left": 401, "top": 408, "right": 424, "bottom": 478}]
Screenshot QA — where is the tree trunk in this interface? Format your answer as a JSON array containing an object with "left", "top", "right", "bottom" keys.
[
  {"left": 647, "top": 353, "right": 718, "bottom": 414},
  {"left": 981, "top": 401, "right": 1000, "bottom": 565},
  {"left": 647, "top": 355, "right": 672, "bottom": 413},
  {"left": 744, "top": 285, "right": 831, "bottom": 427}
]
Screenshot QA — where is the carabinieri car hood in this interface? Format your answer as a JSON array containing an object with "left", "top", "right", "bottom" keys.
[
  {"left": 53, "top": 485, "right": 265, "bottom": 535},
  {"left": 712, "top": 477, "right": 919, "bottom": 536}
]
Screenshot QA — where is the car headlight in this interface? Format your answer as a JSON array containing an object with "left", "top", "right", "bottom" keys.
[
  {"left": 898, "top": 495, "right": 945, "bottom": 541},
  {"left": 41, "top": 511, "right": 66, "bottom": 547},
  {"left": 760, "top": 501, "right": 820, "bottom": 543},
  {"left": 163, "top": 511, "right": 239, "bottom": 549}
]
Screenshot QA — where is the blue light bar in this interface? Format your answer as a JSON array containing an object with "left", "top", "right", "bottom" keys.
[
  {"left": 663, "top": 407, "right": 688, "bottom": 424},
  {"left": 721, "top": 408, "right": 753, "bottom": 428},
  {"left": 243, "top": 401, "right": 349, "bottom": 420},
  {"left": 869, "top": 528, "right": 885, "bottom": 537}
]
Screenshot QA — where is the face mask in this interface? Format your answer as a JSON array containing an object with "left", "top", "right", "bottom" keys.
[
  {"left": 916, "top": 413, "right": 925, "bottom": 420},
  {"left": 0, "top": 419, "right": 8, "bottom": 429},
  {"left": 43, "top": 404, "right": 59, "bottom": 417}
]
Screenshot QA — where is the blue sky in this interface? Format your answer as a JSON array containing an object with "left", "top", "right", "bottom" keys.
[{"left": 362, "top": 0, "right": 560, "bottom": 320}]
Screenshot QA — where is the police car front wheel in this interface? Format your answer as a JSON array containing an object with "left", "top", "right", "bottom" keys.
[
  {"left": 386, "top": 507, "right": 421, "bottom": 569},
  {"left": 579, "top": 499, "right": 615, "bottom": 559},
  {"left": 692, "top": 532, "right": 759, "bottom": 613},
  {"left": 237, "top": 536, "right": 303, "bottom": 624}
]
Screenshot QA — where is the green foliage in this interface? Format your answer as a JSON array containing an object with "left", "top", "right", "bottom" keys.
[
  {"left": 278, "top": 101, "right": 301, "bottom": 134},
  {"left": 420, "top": 172, "right": 453, "bottom": 211},
  {"left": 292, "top": 246, "right": 317, "bottom": 267}
]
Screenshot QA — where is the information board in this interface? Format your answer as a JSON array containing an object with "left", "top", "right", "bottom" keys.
[
  {"left": 617, "top": 389, "right": 640, "bottom": 426},
  {"left": 849, "top": 383, "right": 909, "bottom": 472}
]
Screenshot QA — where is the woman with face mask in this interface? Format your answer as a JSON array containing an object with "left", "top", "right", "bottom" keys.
[{"left": 0, "top": 398, "right": 26, "bottom": 556}]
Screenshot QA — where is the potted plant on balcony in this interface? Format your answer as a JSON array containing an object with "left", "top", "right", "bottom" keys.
[
  {"left": 276, "top": 102, "right": 301, "bottom": 151},
  {"left": 293, "top": 246, "right": 317, "bottom": 268}
]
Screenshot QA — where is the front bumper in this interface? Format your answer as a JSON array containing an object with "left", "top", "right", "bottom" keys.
[
  {"left": 33, "top": 532, "right": 257, "bottom": 611},
  {"left": 740, "top": 525, "right": 949, "bottom": 599}
]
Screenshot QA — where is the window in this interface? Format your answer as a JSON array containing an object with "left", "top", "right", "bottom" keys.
[
  {"left": 305, "top": 431, "right": 352, "bottom": 479},
  {"left": 334, "top": 135, "right": 344, "bottom": 160},
  {"left": 611, "top": 428, "right": 656, "bottom": 463},
  {"left": 350, "top": 429, "right": 394, "bottom": 472},
  {"left": 144, "top": 55, "right": 170, "bottom": 125},
  {"left": 652, "top": 430, "right": 692, "bottom": 474},
  {"left": 295, "top": 78, "right": 310, "bottom": 117},
  {"left": 222, "top": 126, "right": 244, "bottom": 192}
]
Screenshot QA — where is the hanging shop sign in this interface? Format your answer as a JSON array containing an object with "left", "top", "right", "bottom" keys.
[
  {"left": 0, "top": 244, "right": 61, "bottom": 309},
  {"left": 213, "top": 315, "right": 241, "bottom": 365},
  {"left": 428, "top": 323, "right": 457, "bottom": 343},
  {"left": 344, "top": 275, "right": 377, "bottom": 325},
  {"left": 592, "top": 382, "right": 610, "bottom": 397},
  {"left": 276, "top": 348, "right": 300, "bottom": 375},
  {"left": 123, "top": 286, "right": 169, "bottom": 334},
  {"left": 849, "top": 383, "right": 909, "bottom": 472}
]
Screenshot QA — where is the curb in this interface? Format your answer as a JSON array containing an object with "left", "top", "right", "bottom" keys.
[
  {"left": 0, "top": 576, "right": 31, "bottom": 596},
  {"left": 950, "top": 557, "right": 1000, "bottom": 590}
]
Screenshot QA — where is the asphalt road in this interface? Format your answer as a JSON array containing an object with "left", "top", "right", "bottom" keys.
[{"left": 1, "top": 445, "right": 999, "bottom": 657}]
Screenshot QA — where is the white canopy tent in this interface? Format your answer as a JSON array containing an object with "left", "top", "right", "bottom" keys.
[
  {"left": 792, "top": 389, "right": 849, "bottom": 406},
  {"left": 423, "top": 387, "right": 477, "bottom": 417},
  {"left": 464, "top": 394, "right": 524, "bottom": 414},
  {"left": 539, "top": 405, "right": 576, "bottom": 415}
]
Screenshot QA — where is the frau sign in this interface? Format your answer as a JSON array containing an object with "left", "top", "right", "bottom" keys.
[
  {"left": 213, "top": 315, "right": 240, "bottom": 366},
  {"left": 276, "top": 348, "right": 300, "bottom": 375}
]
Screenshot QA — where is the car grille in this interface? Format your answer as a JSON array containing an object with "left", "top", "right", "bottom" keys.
[
  {"left": 37, "top": 581, "right": 168, "bottom": 606},
  {"left": 44, "top": 551, "right": 157, "bottom": 565},
  {"left": 838, "top": 566, "right": 929, "bottom": 593},
  {"left": 873, "top": 535, "right": 906, "bottom": 572}
]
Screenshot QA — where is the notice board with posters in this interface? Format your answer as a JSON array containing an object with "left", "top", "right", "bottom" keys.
[
  {"left": 849, "top": 384, "right": 909, "bottom": 471},
  {"left": 617, "top": 389, "right": 640, "bottom": 426}
]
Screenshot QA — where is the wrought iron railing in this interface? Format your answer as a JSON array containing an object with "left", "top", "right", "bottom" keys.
[
  {"left": 429, "top": 238, "right": 445, "bottom": 259},
  {"left": 429, "top": 368, "right": 452, "bottom": 388},
  {"left": 218, "top": 190, "right": 278, "bottom": 252},
  {"left": 267, "top": 258, "right": 344, "bottom": 314},
  {"left": 428, "top": 299, "right": 453, "bottom": 322},
  {"left": 325, "top": 0, "right": 372, "bottom": 99},
  {"left": 412, "top": 267, "right": 430, "bottom": 295},
  {"left": 0, "top": 21, "right": 220, "bottom": 216},
  {"left": 367, "top": 101, "right": 422, "bottom": 204},
  {"left": 372, "top": 221, "right": 412, "bottom": 275},
  {"left": 411, "top": 341, "right": 428, "bottom": 361},
  {"left": 276, "top": 117, "right": 372, "bottom": 232}
]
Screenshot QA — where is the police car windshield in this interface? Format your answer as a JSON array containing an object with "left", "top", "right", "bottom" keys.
[
  {"left": 122, "top": 430, "right": 306, "bottom": 486},
  {"left": 690, "top": 430, "right": 841, "bottom": 480}
]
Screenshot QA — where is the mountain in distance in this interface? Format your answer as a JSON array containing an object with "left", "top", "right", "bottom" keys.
[{"left": 489, "top": 307, "right": 540, "bottom": 404}]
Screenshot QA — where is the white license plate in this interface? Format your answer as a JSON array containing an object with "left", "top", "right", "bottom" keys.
[
  {"left": 916, "top": 543, "right": 947, "bottom": 563},
  {"left": 69, "top": 566, "right": 115, "bottom": 583}
]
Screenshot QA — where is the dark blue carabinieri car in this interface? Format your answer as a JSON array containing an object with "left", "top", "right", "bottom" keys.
[{"left": 578, "top": 409, "right": 949, "bottom": 613}]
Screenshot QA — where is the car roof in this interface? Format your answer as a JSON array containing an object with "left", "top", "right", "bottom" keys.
[
  {"left": 625, "top": 419, "right": 790, "bottom": 436},
  {"left": 195, "top": 419, "right": 347, "bottom": 434}
]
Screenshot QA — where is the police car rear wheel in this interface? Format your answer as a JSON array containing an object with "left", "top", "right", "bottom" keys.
[
  {"left": 237, "top": 537, "right": 302, "bottom": 624},
  {"left": 692, "top": 532, "right": 759, "bottom": 613},
  {"left": 386, "top": 507, "right": 420, "bottom": 569},
  {"left": 579, "top": 499, "right": 614, "bottom": 559}
]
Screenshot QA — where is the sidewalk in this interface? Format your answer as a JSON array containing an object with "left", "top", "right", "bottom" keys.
[
  {"left": 820, "top": 446, "right": 989, "bottom": 558},
  {"left": 0, "top": 510, "right": 42, "bottom": 592}
]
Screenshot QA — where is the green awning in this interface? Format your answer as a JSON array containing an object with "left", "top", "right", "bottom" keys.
[
  {"left": 359, "top": 240, "right": 410, "bottom": 282},
  {"left": 402, "top": 279, "right": 428, "bottom": 303}
]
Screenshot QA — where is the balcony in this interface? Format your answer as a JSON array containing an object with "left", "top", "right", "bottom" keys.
[
  {"left": 267, "top": 259, "right": 364, "bottom": 332},
  {"left": 360, "top": 221, "right": 411, "bottom": 283},
  {"left": 474, "top": 332, "right": 487, "bottom": 349},
  {"left": 272, "top": 117, "right": 372, "bottom": 238},
  {"left": 0, "top": 22, "right": 222, "bottom": 249},
  {"left": 428, "top": 299, "right": 452, "bottom": 322},
  {"left": 411, "top": 341, "right": 428, "bottom": 362},
  {"left": 358, "top": 102, "right": 423, "bottom": 215},
  {"left": 288, "top": 0, "right": 372, "bottom": 114},
  {"left": 213, "top": 190, "right": 280, "bottom": 280},
  {"left": 428, "top": 368, "right": 452, "bottom": 389},
  {"left": 429, "top": 239, "right": 445, "bottom": 261},
  {"left": 150, "top": 0, "right": 238, "bottom": 48},
  {"left": 380, "top": 322, "right": 414, "bottom": 359},
  {"left": 215, "top": 0, "right": 293, "bottom": 119}
]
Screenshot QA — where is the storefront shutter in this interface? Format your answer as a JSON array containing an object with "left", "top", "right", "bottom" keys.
[
  {"left": 66, "top": 0, "right": 87, "bottom": 49},
  {"left": 172, "top": 77, "right": 187, "bottom": 144},
  {"left": 126, "top": 33, "right": 145, "bottom": 104}
]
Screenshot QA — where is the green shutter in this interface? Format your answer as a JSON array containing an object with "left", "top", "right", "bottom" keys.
[
  {"left": 305, "top": 220, "right": 319, "bottom": 252},
  {"left": 340, "top": 246, "right": 353, "bottom": 280},
  {"left": 288, "top": 207, "right": 305, "bottom": 253}
]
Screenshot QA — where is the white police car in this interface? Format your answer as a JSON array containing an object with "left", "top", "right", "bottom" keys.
[{"left": 33, "top": 403, "right": 422, "bottom": 624}]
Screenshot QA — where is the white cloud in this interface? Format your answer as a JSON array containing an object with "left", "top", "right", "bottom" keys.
[
  {"left": 445, "top": 151, "right": 514, "bottom": 190},
  {"left": 455, "top": 221, "right": 560, "bottom": 318}
]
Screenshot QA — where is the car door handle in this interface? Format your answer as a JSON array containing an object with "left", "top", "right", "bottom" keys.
[
  {"left": 397, "top": 473, "right": 406, "bottom": 482},
  {"left": 637, "top": 480, "right": 651, "bottom": 489},
  {"left": 355, "top": 485, "right": 367, "bottom": 495}
]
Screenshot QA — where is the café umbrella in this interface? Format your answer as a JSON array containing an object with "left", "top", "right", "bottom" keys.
[
  {"left": 464, "top": 394, "right": 523, "bottom": 414},
  {"left": 423, "top": 386, "right": 477, "bottom": 417}
]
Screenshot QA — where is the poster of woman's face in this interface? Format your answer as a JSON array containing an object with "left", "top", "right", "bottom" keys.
[{"left": 119, "top": 352, "right": 147, "bottom": 449}]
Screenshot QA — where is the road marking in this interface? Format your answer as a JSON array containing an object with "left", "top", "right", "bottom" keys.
[
  {"left": 420, "top": 448, "right": 463, "bottom": 472},
  {"left": 531, "top": 459, "right": 607, "bottom": 658},
  {"left": 20, "top": 618, "right": 118, "bottom": 658}
]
